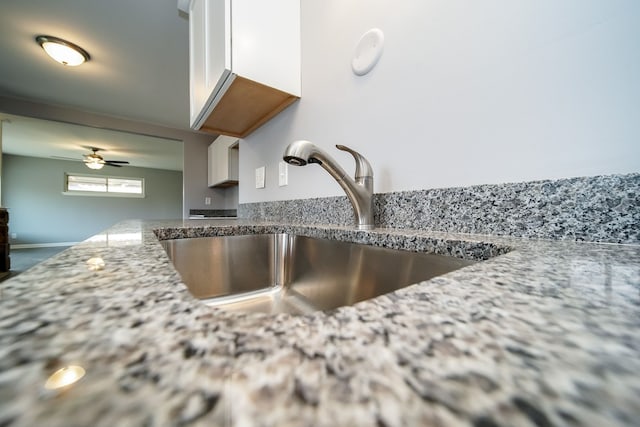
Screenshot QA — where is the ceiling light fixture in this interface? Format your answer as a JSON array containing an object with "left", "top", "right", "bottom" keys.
[
  {"left": 84, "top": 153, "right": 105, "bottom": 170},
  {"left": 35, "top": 35, "right": 90, "bottom": 66}
]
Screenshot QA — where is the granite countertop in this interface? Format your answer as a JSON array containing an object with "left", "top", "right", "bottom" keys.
[{"left": 1, "top": 219, "right": 639, "bottom": 427}]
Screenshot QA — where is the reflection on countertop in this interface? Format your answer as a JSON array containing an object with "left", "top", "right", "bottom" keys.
[{"left": 0, "top": 219, "right": 639, "bottom": 426}]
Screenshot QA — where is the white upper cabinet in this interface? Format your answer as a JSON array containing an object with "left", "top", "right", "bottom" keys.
[
  {"left": 189, "top": 0, "right": 230, "bottom": 127},
  {"left": 188, "top": 0, "right": 300, "bottom": 138},
  {"left": 208, "top": 135, "right": 239, "bottom": 187}
]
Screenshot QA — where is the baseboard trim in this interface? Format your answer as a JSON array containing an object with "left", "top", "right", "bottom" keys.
[{"left": 12, "top": 242, "right": 80, "bottom": 249}]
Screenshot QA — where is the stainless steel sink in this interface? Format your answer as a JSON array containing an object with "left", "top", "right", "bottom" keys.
[{"left": 161, "top": 234, "right": 475, "bottom": 315}]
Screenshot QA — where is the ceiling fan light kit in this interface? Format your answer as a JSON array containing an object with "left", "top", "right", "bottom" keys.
[
  {"left": 81, "top": 147, "right": 129, "bottom": 170},
  {"left": 35, "top": 35, "right": 90, "bottom": 66},
  {"left": 84, "top": 154, "right": 105, "bottom": 170}
]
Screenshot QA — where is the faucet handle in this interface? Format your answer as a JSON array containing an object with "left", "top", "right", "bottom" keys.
[{"left": 336, "top": 145, "right": 373, "bottom": 179}]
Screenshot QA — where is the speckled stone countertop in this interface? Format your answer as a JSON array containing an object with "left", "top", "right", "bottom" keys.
[{"left": 1, "top": 219, "right": 639, "bottom": 427}]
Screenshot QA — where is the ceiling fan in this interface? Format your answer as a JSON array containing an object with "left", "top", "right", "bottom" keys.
[
  {"left": 82, "top": 147, "right": 129, "bottom": 170},
  {"left": 53, "top": 146, "right": 130, "bottom": 170}
]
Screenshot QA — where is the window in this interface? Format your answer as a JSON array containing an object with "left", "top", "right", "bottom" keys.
[{"left": 64, "top": 173, "right": 144, "bottom": 197}]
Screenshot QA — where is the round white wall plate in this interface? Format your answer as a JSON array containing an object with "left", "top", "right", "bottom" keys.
[{"left": 352, "top": 28, "right": 385, "bottom": 76}]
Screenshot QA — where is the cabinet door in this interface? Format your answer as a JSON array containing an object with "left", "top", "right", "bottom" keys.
[
  {"left": 232, "top": 0, "right": 300, "bottom": 96},
  {"left": 207, "top": 142, "right": 217, "bottom": 187},
  {"left": 208, "top": 136, "right": 239, "bottom": 187},
  {"left": 204, "top": 0, "right": 231, "bottom": 94},
  {"left": 189, "top": 0, "right": 232, "bottom": 128}
]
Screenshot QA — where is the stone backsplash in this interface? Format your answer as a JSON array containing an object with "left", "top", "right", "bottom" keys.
[{"left": 239, "top": 173, "right": 639, "bottom": 244}]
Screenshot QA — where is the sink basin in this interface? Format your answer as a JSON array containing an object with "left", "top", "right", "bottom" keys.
[{"left": 161, "top": 233, "right": 475, "bottom": 315}]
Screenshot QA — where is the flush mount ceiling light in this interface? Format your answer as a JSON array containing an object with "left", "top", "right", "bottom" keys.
[{"left": 36, "top": 35, "right": 90, "bottom": 66}]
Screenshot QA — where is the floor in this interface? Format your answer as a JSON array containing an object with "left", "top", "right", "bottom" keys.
[{"left": 0, "top": 246, "right": 70, "bottom": 282}]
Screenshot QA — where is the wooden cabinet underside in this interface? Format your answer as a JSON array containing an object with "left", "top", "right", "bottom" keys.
[{"left": 199, "top": 76, "right": 299, "bottom": 138}]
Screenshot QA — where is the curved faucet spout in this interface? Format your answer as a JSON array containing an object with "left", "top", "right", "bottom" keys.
[{"left": 283, "top": 140, "right": 374, "bottom": 230}]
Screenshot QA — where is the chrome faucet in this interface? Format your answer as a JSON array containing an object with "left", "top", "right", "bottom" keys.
[{"left": 283, "top": 140, "right": 374, "bottom": 230}]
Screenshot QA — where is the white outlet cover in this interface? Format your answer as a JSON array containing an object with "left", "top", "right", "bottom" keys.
[
  {"left": 278, "top": 161, "right": 288, "bottom": 186},
  {"left": 255, "top": 166, "right": 266, "bottom": 189},
  {"left": 352, "top": 28, "right": 385, "bottom": 76}
]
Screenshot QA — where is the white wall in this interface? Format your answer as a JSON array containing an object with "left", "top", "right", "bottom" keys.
[
  {"left": 2, "top": 154, "right": 183, "bottom": 245},
  {"left": 183, "top": 138, "right": 238, "bottom": 214},
  {"left": 240, "top": 0, "right": 640, "bottom": 203},
  {"left": 0, "top": 96, "right": 234, "bottom": 218}
]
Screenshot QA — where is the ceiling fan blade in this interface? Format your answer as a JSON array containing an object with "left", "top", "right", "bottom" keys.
[
  {"left": 51, "top": 156, "right": 82, "bottom": 162},
  {"left": 104, "top": 160, "right": 129, "bottom": 164}
]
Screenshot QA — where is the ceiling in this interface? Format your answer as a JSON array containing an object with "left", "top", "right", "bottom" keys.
[
  {"left": 0, "top": 0, "right": 192, "bottom": 171},
  {"left": 0, "top": 0, "right": 190, "bottom": 129},
  {"left": 1, "top": 113, "right": 183, "bottom": 171}
]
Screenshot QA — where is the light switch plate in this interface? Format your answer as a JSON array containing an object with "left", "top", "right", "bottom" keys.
[
  {"left": 255, "top": 166, "right": 266, "bottom": 189},
  {"left": 278, "top": 161, "right": 288, "bottom": 186},
  {"left": 205, "top": 197, "right": 211, "bottom": 205}
]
